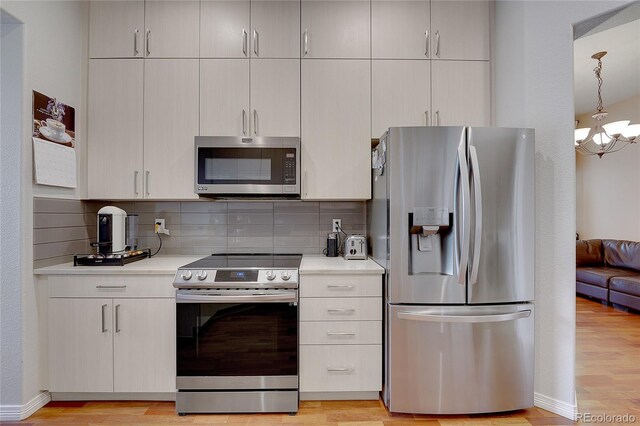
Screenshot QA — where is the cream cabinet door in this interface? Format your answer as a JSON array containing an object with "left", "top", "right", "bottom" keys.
[
  {"left": 89, "top": 0, "right": 145, "bottom": 58},
  {"left": 250, "top": 59, "right": 300, "bottom": 137},
  {"left": 88, "top": 59, "right": 144, "bottom": 199},
  {"left": 144, "top": 59, "right": 199, "bottom": 199},
  {"left": 431, "top": 60, "right": 490, "bottom": 127},
  {"left": 372, "top": 60, "right": 430, "bottom": 138},
  {"left": 201, "top": 0, "right": 250, "bottom": 58},
  {"left": 301, "top": 60, "right": 371, "bottom": 200},
  {"left": 113, "top": 299, "right": 176, "bottom": 392},
  {"left": 200, "top": 59, "right": 251, "bottom": 136},
  {"left": 144, "top": 0, "right": 200, "bottom": 58},
  {"left": 301, "top": 0, "right": 370, "bottom": 58},
  {"left": 431, "top": 0, "right": 490, "bottom": 60},
  {"left": 251, "top": 0, "right": 301, "bottom": 58},
  {"left": 371, "top": 0, "right": 429, "bottom": 59},
  {"left": 49, "top": 299, "right": 114, "bottom": 392}
]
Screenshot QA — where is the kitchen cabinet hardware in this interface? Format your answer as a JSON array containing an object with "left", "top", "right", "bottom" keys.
[
  {"left": 435, "top": 30, "right": 440, "bottom": 57},
  {"left": 326, "top": 367, "right": 354, "bottom": 372},
  {"left": 303, "top": 171, "right": 308, "bottom": 197},
  {"left": 134, "top": 171, "right": 139, "bottom": 195},
  {"left": 425, "top": 110, "right": 429, "bottom": 126},
  {"left": 96, "top": 285, "right": 128, "bottom": 289},
  {"left": 425, "top": 30, "right": 429, "bottom": 57},
  {"left": 242, "top": 29, "right": 248, "bottom": 57},
  {"left": 435, "top": 110, "right": 440, "bottom": 126},
  {"left": 327, "top": 308, "right": 356, "bottom": 313},
  {"left": 253, "top": 29, "right": 259, "bottom": 56},
  {"left": 134, "top": 29, "right": 139, "bottom": 56},
  {"left": 146, "top": 29, "right": 151, "bottom": 56},
  {"left": 242, "top": 109, "right": 247, "bottom": 135},
  {"left": 101, "top": 304, "right": 108, "bottom": 333},
  {"left": 326, "top": 332, "right": 356, "bottom": 336},
  {"left": 327, "top": 285, "right": 354, "bottom": 289},
  {"left": 253, "top": 109, "right": 258, "bottom": 135},
  {"left": 303, "top": 29, "right": 308, "bottom": 56},
  {"left": 145, "top": 171, "right": 150, "bottom": 196},
  {"left": 115, "top": 304, "right": 121, "bottom": 333}
]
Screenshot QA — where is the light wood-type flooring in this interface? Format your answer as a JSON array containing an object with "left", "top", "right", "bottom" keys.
[{"left": 7, "top": 297, "right": 639, "bottom": 425}]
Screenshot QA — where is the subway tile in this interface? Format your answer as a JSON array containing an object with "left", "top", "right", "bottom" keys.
[
  {"left": 273, "top": 224, "right": 321, "bottom": 237},
  {"left": 180, "top": 201, "right": 227, "bottom": 213},
  {"left": 33, "top": 197, "right": 84, "bottom": 214},
  {"left": 33, "top": 213, "right": 92, "bottom": 229},
  {"left": 33, "top": 240, "right": 90, "bottom": 260},
  {"left": 273, "top": 212, "right": 319, "bottom": 225},
  {"left": 33, "top": 227, "right": 92, "bottom": 244},
  {"left": 319, "top": 213, "right": 365, "bottom": 227},
  {"left": 273, "top": 201, "right": 318, "bottom": 213},
  {"left": 179, "top": 236, "right": 228, "bottom": 248},
  {"left": 228, "top": 202, "right": 274, "bottom": 212},
  {"left": 138, "top": 225, "right": 181, "bottom": 238},
  {"left": 228, "top": 236, "right": 273, "bottom": 249},
  {"left": 34, "top": 255, "right": 76, "bottom": 269},
  {"left": 228, "top": 224, "right": 274, "bottom": 238},
  {"left": 180, "top": 224, "right": 227, "bottom": 237},
  {"left": 138, "top": 235, "right": 181, "bottom": 249},
  {"left": 274, "top": 236, "right": 323, "bottom": 249},
  {"left": 137, "top": 213, "right": 181, "bottom": 227},
  {"left": 105, "top": 202, "right": 137, "bottom": 213},
  {"left": 181, "top": 213, "right": 227, "bottom": 225},
  {"left": 319, "top": 201, "right": 365, "bottom": 214},
  {"left": 134, "top": 201, "right": 181, "bottom": 213},
  {"left": 228, "top": 212, "right": 274, "bottom": 225},
  {"left": 178, "top": 247, "right": 227, "bottom": 256},
  {"left": 83, "top": 201, "right": 110, "bottom": 214},
  {"left": 273, "top": 246, "right": 323, "bottom": 255}
]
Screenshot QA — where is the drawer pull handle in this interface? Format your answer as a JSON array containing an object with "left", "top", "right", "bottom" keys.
[
  {"left": 101, "top": 304, "right": 108, "bottom": 333},
  {"left": 96, "top": 285, "right": 127, "bottom": 289},
  {"left": 327, "top": 285, "right": 354, "bottom": 289},
  {"left": 327, "top": 332, "right": 355, "bottom": 336},
  {"left": 327, "top": 367, "right": 354, "bottom": 372},
  {"left": 327, "top": 308, "right": 355, "bottom": 313}
]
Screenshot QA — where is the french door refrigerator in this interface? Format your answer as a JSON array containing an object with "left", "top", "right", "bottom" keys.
[{"left": 368, "top": 127, "right": 535, "bottom": 414}]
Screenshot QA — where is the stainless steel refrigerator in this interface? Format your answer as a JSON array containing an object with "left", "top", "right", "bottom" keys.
[{"left": 368, "top": 126, "right": 535, "bottom": 414}]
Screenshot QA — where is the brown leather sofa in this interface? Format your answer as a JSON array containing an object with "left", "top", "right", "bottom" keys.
[{"left": 576, "top": 239, "right": 640, "bottom": 312}]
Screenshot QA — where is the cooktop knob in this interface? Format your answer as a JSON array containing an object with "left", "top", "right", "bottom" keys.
[
  {"left": 266, "top": 270, "right": 276, "bottom": 281},
  {"left": 197, "top": 270, "right": 208, "bottom": 281},
  {"left": 181, "top": 270, "right": 193, "bottom": 281},
  {"left": 281, "top": 270, "right": 292, "bottom": 281}
]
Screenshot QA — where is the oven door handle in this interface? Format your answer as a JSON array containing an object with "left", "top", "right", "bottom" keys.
[{"left": 176, "top": 292, "right": 297, "bottom": 304}]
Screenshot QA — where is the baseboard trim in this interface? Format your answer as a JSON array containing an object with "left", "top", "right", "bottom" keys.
[
  {"left": 300, "top": 391, "right": 380, "bottom": 401},
  {"left": 51, "top": 392, "right": 175, "bottom": 401},
  {"left": 0, "top": 391, "right": 51, "bottom": 421},
  {"left": 534, "top": 392, "right": 577, "bottom": 420}
]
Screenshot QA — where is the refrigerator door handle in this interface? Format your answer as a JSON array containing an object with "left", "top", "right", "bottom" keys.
[
  {"left": 457, "top": 140, "right": 471, "bottom": 284},
  {"left": 397, "top": 309, "right": 531, "bottom": 323},
  {"left": 469, "top": 145, "right": 482, "bottom": 285}
]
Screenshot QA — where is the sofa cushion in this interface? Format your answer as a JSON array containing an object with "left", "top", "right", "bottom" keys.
[
  {"left": 610, "top": 276, "right": 640, "bottom": 297},
  {"left": 603, "top": 240, "right": 640, "bottom": 272},
  {"left": 576, "top": 239, "right": 604, "bottom": 266},
  {"left": 576, "top": 266, "right": 637, "bottom": 288}
]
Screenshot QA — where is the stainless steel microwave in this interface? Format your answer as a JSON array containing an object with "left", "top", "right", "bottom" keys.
[{"left": 195, "top": 136, "right": 300, "bottom": 197}]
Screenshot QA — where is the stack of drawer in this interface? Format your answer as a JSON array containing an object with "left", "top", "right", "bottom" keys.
[{"left": 299, "top": 274, "right": 382, "bottom": 396}]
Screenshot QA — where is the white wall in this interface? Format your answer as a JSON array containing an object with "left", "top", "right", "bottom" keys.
[
  {"left": 0, "top": 0, "right": 88, "bottom": 414},
  {"left": 576, "top": 95, "right": 640, "bottom": 241},
  {"left": 494, "top": 0, "right": 629, "bottom": 419}
]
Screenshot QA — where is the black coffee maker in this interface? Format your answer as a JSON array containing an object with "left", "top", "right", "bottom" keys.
[{"left": 323, "top": 232, "right": 339, "bottom": 257}]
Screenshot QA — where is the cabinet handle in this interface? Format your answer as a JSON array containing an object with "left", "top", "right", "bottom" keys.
[
  {"left": 242, "top": 29, "right": 247, "bottom": 57},
  {"left": 253, "top": 109, "right": 258, "bottom": 135},
  {"left": 242, "top": 109, "right": 247, "bottom": 135},
  {"left": 253, "top": 29, "right": 259, "bottom": 56},
  {"left": 303, "top": 29, "right": 308, "bottom": 56},
  {"left": 327, "top": 367, "right": 354, "bottom": 372},
  {"left": 146, "top": 29, "right": 151, "bottom": 56},
  {"left": 134, "top": 29, "right": 139, "bottom": 56},
  {"left": 327, "top": 308, "right": 356, "bottom": 313},
  {"left": 96, "top": 285, "right": 127, "bottom": 289},
  {"left": 145, "top": 171, "right": 150, "bottom": 196},
  {"left": 327, "top": 284, "right": 354, "bottom": 289},
  {"left": 115, "top": 304, "right": 121, "bottom": 333},
  {"left": 435, "top": 30, "right": 440, "bottom": 57},
  {"left": 425, "top": 30, "right": 429, "bottom": 57},
  {"left": 303, "top": 171, "right": 308, "bottom": 197},
  {"left": 435, "top": 110, "right": 440, "bottom": 126},
  {"left": 134, "top": 170, "right": 139, "bottom": 195},
  {"left": 425, "top": 110, "right": 429, "bottom": 126},
  {"left": 327, "top": 331, "right": 356, "bottom": 336},
  {"left": 101, "top": 304, "right": 108, "bottom": 333}
]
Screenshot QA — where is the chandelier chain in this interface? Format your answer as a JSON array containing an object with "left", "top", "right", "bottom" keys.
[{"left": 593, "top": 58, "right": 604, "bottom": 113}]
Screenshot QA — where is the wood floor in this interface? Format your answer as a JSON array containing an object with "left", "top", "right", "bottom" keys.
[{"left": 9, "top": 297, "right": 639, "bottom": 426}]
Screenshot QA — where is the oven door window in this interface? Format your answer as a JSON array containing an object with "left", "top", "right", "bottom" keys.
[
  {"left": 177, "top": 302, "right": 297, "bottom": 377},
  {"left": 197, "top": 147, "right": 296, "bottom": 185}
]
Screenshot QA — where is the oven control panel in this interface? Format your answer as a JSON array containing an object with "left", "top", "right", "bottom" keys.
[{"left": 173, "top": 269, "right": 299, "bottom": 288}]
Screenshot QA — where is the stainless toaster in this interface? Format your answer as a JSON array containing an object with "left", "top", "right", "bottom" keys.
[{"left": 344, "top": 235, "right": 367, "bottom": 260}]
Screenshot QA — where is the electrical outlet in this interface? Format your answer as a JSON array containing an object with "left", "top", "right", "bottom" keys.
[
  {"left": 155, "top": 218, "right": 170, "bottom": 235},
  {"left": 332, "top": 219, "right": 342, "bottom": 233}
]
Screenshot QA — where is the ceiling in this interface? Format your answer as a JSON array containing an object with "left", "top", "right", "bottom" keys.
[{"left": 574, "top": 14, "right": 640, "bottom": 115}]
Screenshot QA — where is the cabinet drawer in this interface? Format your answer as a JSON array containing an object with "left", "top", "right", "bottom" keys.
[
  {"left": 48, "top": 275, "right": 175, "bottom": 298},
  {"left": 300, "top": 274, "right": 381, "bottom": 298},
  {"left": 300, "top": 297, "right": 381, "bottom": 321},
  {"left": 300, "top": 345, "right": 381, "bottom": 392},
  {"left": 299, "top": 321, "right": 381, "bottom": 345}
]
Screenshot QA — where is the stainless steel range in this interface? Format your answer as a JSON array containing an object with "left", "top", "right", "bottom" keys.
[{"left": 173, "top": 254, "right": 301, "bottom": 415}]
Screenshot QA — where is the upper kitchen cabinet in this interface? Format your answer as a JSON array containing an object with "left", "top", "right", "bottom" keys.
[
  {"left": 431, "top": 60, "right": 490, "bottom": 126},
  {"left": 201, "top": 0, "right": 251, "bottom": 58},
  {"left": 201, "top": 0, "right": 300, "bottom": 58},
  {"left": 302, "top": 60, "right": 371, "bottom": 200},
  {"left": 89, "top": 1, "right": 145, "bottom": 58},
  {"left": 89, "top": 0, "right": 199, "bottom": 59},
  {"left": 371, "top": 0, "right": 430, "bottom": 59},
  {"left": 431, "top": 0, "right": 490, "bottom": 61},
  {"left": 144, "top": 1, "right": 200, "bottom": 58},
  {"left": 301, "top": 0, "right": 370, "bottom": 58},
  {"left": 144, "top": 59, "right": 200, "bottom": 199}
]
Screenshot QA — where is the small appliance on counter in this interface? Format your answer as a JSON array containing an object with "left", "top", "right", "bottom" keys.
[
  {"left": 324, "top": 232, "right": 339, "bottom": 257},
  {"left": 344, "top": 235, "right": 367, "bottom": 260},
  {"left": 73, "top": 206, "right": 150, "bottom": 266}
]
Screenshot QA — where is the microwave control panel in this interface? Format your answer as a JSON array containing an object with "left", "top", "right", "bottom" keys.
[{"left": 283, "top": 149, "right": 297, "bottom": 184}]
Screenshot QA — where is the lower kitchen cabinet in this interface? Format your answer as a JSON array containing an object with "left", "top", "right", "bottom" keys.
[{"left": 47, "top": 276, "right": 176, "bottom": 395}]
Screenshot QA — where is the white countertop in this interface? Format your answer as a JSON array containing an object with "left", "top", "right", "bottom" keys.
[
  {"left": 33, "top": 256, "right": 202, "bottom": 275},
  {"left": 299, "top": 255, "right": 384, "bottom": 275}
]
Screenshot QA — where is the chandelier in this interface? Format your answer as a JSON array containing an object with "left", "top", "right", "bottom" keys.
[{"left": 574, "top": 51, "right": 640, "bottom": 157}]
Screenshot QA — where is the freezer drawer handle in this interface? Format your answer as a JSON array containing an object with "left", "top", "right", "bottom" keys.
[
  {"left": 326, "top": 367, "right": 354, "bottom": 372},
  {"left": 397, "top": 310, "right": 531, "bottom": 323}
]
